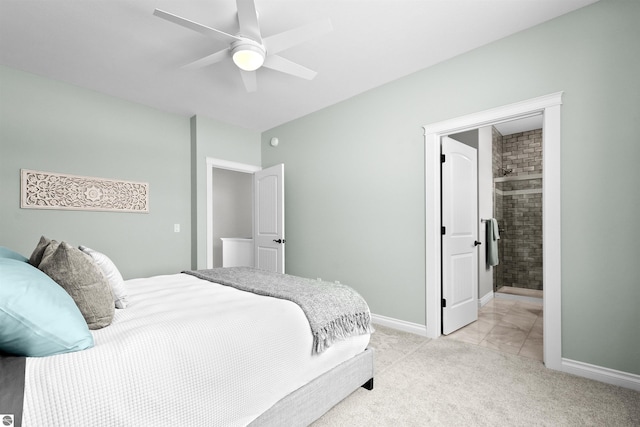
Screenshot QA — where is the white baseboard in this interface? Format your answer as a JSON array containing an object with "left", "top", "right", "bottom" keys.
[
  {"left": 478, "top": 291, "right": 494, "bottom": 307},
  {"left": 562, "top": 358, "right": 640, "bottom": 391},
  {"left": 371, "top": 313, "right": 427, "bottom": 337}
]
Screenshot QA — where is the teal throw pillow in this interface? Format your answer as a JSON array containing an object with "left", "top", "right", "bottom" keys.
[
  {"left": 0, "top": 246, "right": 28, "bottom": 262},
  {"left": 0, "top": 258, "right": 94, "bottom": 357}
]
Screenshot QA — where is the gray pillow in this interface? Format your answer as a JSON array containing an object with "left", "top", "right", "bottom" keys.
[
  {"left": 28, "top": 235, "right": 51, "bottom": 266},
  {"left": 39, "top": 241, "right": 115, "bottom": 330}
]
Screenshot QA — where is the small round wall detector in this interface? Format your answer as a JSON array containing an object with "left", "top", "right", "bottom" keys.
[{"left": 270, "top": 137, "right": 279, "bottom": 147}]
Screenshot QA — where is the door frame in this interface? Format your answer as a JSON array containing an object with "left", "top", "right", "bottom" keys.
[
  {"left": 423, "top": 92, "right": 563, "bottom": 370},
  {"left": 206, "top": 157, "right": 261, "bottom": 269}
]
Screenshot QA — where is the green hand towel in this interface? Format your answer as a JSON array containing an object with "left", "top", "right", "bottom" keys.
[{"left": 487, "top": 218, "right": 500, "bottom": 267}]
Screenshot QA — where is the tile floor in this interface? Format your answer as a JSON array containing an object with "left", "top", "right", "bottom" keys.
[{"left": 445, "top": 296, "right": 543, "bottom": 361}]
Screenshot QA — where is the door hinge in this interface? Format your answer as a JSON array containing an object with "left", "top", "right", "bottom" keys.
[
  {"left": 441, "top": 226, "right": 446, "bottom": 235},
  {"left": 441, "top": 154, "right": 446, "bottom": 163},
  {"left": 441, "top": 298, "right": 447, "bottom": 308}
]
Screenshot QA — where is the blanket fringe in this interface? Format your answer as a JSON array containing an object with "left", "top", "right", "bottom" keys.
[{"left": 313, "top": 312, "right": 375, "bottom": 354}]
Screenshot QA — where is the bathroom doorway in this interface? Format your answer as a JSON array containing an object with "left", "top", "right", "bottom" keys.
[
  {"left": 205, "top": 158, "right": 286, "bottom": 272},
  {"left": 445, "top": 118, "right": 544, "bottom": 361},
  {"left": 424, "top": 92, "right": 563, "bottom": 370}
]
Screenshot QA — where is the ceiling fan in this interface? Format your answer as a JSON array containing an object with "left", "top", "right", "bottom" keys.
[{"left": 154, "top": 0, "right": 333, "bottom": 92}]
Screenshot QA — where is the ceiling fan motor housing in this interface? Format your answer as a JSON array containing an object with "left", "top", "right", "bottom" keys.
[{"left": 231, "top": 39, "right": 266, "bottom": 71}]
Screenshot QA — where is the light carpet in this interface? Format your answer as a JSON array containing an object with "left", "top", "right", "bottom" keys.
[{"left": 312, "top": 325, "right": 640, "bottom": 426}]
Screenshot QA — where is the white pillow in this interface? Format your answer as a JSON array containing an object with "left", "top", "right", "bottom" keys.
[{"left": 79, "top": 246, "right": 128, "bottom": 309}]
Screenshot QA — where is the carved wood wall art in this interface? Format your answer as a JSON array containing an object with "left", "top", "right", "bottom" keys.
[{"left": 21, "top": 169, "right": 149, "bottom": 213}]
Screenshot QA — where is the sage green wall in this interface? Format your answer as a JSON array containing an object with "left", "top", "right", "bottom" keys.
[
  {"left": 0, "top": 66, "right": 191, "bottom": 279},
  {"left": 263, "top": 0, "right": 640, "bottom": 374},
  {"left": 190, "top": 115, "right": 261, "bottom": 269},
  {"left": 0, "top": 68, "right": 262, "bottom": 277}
]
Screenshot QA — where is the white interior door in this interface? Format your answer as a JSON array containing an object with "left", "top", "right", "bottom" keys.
[
  {"left": 254, "top": 164, "right": 285, "bottom": 273},
  {"left": 442, "top": 137, "right": 478, "bottom": 335}
]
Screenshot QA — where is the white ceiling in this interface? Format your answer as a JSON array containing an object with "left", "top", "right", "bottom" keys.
[
  {"left": 0, "top": 0, "right": 597, "bottom": 132},
  {"left": 494, "top": 114, "right": 543, "bottom": 135}
]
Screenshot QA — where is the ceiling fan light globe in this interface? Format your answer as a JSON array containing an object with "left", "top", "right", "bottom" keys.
[{"left": 232, "top": 44, "right": 265, "bottom": 71}]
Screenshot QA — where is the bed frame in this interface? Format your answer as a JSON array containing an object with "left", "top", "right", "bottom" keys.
[
  {"left": 0, "top": 356, "right": 25, "bottom": 426},
  {"left": 251, "top": 347, "right": 374, "bottom": 426},
  {"left": 1, "top": 349, "right": 373, "bottom": 427}
]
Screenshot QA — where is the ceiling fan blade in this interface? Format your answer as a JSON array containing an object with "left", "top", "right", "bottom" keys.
[
  {"left": 236, "top": 0, "right": 261, "bottom": 42},
  {"left": 262, "top": 55, "right": 317, "bottom": 80},
  {"left": 263, "top": 19, "right": 333, "bottom": 55},
  {"left": 239, "top": 70, "right": 257, "bottom": 92},
  {"left": 181, "top": 48, "right": 230, "bottom": 70},
  {"left": 153, "top": 9, "right": 241, "bottom": 44}
]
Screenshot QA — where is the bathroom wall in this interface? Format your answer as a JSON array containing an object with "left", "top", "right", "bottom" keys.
[
  {"left": 493, "top": 129, "right": 543, "bottom": 291},
  {"left": 211, "top": 168, "right": 253, "bottom": 267}
]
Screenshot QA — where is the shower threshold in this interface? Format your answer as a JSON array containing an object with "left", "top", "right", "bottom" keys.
[{"left": 495, "top": 286, "right": 542, "bottom": 304}]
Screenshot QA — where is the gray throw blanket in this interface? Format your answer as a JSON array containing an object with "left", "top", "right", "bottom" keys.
[{"left": 183, "top": 267, "right": 374, "bottom": 354}]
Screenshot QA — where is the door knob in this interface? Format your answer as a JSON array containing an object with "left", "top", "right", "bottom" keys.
[
  {"left": 474, "top": 240, "right": 482, "bottom": 246},
  {"left": 273, "top": 239, "right": 286, "bottom": 244}
]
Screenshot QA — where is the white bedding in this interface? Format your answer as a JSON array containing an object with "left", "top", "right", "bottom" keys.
[{"left": 23, "top": 273, "right": 370, "bottom": 426}]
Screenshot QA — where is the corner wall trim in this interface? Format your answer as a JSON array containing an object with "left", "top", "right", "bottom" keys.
[
  {"left": 478, "top": 291, "right": 494, "bottom": 307},
  {"left": 371, "top": 313, "right": 427, "bottom": 337},
  {"left": 562, "top": 358, "right": 640, "bottom": 391}
]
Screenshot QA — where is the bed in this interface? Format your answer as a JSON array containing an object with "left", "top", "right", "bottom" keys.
[{"left": 0, "top": 242, "right": 374, "bottom": 427}]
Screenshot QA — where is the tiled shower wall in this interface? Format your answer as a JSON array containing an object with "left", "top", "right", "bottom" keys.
[{"left": 492, "top": 128, "right": 543, "bottom": 291}]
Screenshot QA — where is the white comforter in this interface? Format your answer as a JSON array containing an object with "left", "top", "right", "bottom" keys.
[{"left": 23, "top": 273, "right": 370, "bottom": 426}]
